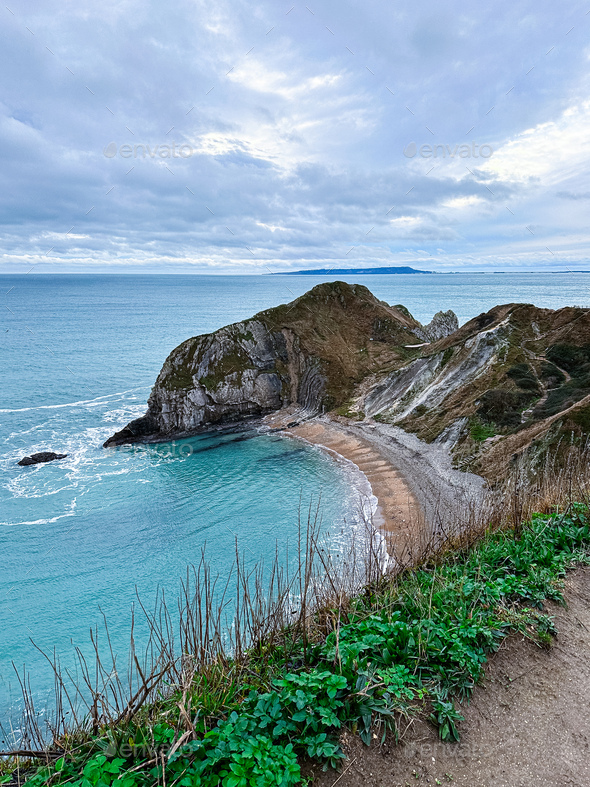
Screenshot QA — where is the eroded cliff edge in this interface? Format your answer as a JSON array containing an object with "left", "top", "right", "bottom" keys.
[
  {"left": 104, "top": 281, "right": 590, "bottom": 484},
  {"left": 104, "top": 282, "right": 456, "bottom": 446}
]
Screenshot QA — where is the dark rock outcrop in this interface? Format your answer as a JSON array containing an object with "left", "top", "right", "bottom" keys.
[{"left": 18, "top": 452, "right": 68, "bottom": 466}]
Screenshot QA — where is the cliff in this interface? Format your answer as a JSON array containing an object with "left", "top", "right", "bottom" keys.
[
  {"left": 104, "top": 282, "right": 446, "bottom": 446},
  {"left": 104, "top": 283, "right": 590, "bottom": 481},
  {"left": 361, "top": 302, "right": 590, "bottom": 479}
]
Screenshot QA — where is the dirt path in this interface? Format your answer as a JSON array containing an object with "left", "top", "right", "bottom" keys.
[
  {"left": 521, "top": 355, "right": 572, "bottom": 421},
  {"left": 312, "top": 566, "right": 590, "bottom": 787}
]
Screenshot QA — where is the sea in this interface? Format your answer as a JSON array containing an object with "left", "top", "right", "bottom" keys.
[{"left": 2, "top": 271, "right": 590, "bottom": 734}]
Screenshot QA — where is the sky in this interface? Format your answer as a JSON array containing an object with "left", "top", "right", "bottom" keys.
[{"left": 1, "top": 0, "right": 590, "bottom": 273}]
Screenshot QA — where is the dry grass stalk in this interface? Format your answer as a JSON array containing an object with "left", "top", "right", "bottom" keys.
[{"left": 3, "top": 439, "right": 590, "bottom": 760}]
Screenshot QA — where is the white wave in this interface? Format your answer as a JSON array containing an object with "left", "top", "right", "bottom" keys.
[
  {"left": 102, "top": 405, "right": 146, "bottom": 423},
  {"left": 2, "top": 410, "right": 145, "bottom": 464},
  {"left": 1, "top": 498, "right": 77, "bottom": 527},
  {"left": 0, "top": 411, "right": 151, "bottom": 505},
  {"left": 0, "top": 387, "right": 149, "bottom": 414},
  {"left": 287, "top": 436, "right": 388, "bottom": 572},
  {"left": 4, "top": 478, "right": 78, "bottom": 499},
  {"left": 3, "top": 422, "right": 53, "bottom": 442}
]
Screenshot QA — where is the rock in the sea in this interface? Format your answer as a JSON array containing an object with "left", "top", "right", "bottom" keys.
[{"left": 18, "top": 452, "right": 68, "bottom": 466}]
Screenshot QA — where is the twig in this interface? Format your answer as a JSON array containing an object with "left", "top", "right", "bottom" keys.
[{"left": 330, "top": 756, "right": 358, "bottom": 787}]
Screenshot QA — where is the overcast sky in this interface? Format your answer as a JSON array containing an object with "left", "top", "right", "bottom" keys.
[{"left": 2, "top": 0, "right": 590, "bottom": 273}]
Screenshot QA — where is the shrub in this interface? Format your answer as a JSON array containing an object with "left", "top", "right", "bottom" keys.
[
  {"left": 506, "top": 363, "right": 541, "bottom": 394},
  {"left": 546, "top": 344, "right": 590, "bottom": 377},
  {"left": 540, "top": 362, "right": 565, "bottom": 386},
  {"left": 17, "top": 508, "right": 590, "bottom": 787},
  {"left": 477, "top": 389, "right": 530, "bottom": 427},
  {"left": 534, "top": 374, "right": 590, "bottom": 419}
]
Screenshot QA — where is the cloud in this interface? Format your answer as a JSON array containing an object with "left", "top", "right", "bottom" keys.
[
  {"left": 1, "top": 0, "right": 590, "bottom": 272},
  {"left": 483, "top": 99, "right": 590, "bottom": 186},
  {"left": 556, "top": 191, "right": 590, "bottom": 201}
]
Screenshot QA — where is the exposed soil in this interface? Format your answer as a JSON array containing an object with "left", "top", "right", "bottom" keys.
[{"left": 312, "top": 566, "right": 590, "bottom": 787}]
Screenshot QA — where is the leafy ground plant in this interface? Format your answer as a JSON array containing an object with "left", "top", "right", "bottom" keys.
[{"left": 9, "top": 505, "right": 590, "bottom": 787}]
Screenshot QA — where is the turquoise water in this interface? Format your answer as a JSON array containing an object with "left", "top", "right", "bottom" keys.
[{"left": 1, "top": 272, "right": 590, "bottom": 731}]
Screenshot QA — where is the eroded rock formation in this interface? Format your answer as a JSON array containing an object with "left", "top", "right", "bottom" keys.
[
  {"left": 104, "top": 282, "right": 455, "bottom": 446},
  {"left": 104, "top": 281, "right": 590, "bottom": 482}
]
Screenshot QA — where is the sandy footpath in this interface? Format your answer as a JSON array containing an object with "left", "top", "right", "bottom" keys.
[{"left": 312, "top": 567, "right": 590, "bottom": 787}]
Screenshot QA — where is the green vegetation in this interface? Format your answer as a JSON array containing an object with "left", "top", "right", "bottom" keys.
[
  {"left": 469, "top": 417, "right": 496, "bottom": 442},
  {"left": 333, "top": 401, "right": 363, "bottom": 419},
  {"left": 477, "top": 389, "right": 531, "bottom": 428},
  {"left": 474, "top": 348, "right": 590, "bottom": 433},
  {"left": 535, "top": 377, "right": 590, "bottom": 419},
  {"left": 440, "top": 347, "right": 455, "bottom": 368},
  {"left": 476, "top": 365, "right": 541, "bottom": 430},
  {"left": 568, "top": 405, "right": 590, "bottom": 432},
  {"left": 546, "top": 343, "right": 590, "bottom": 376},
  {"left": 531, "top": 344, "right": 590, "bottom": 420},
  {"left": 506, "top": 363, "right": 541, "bottom": 394},
  {"left": 539, "top": 362, "right": 566, "bottom": 387},
  {"left": 12, "top": 506, "right": 590, "bottom": 787},
  {"left": 198, "top": 351, "right": 253, "bottom": 392},
  {"left": 392, "top": 304, "right": 413, "bottom": 320},
  {"left": 161, "top": 340, "right": 204, "bottom": 391},
  {"left": 371, "top": 317, "right": 411, "bottom": 343}
]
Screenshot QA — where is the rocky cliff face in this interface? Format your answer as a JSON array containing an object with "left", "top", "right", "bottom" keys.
[
  {"left": 359, "top": 302, "right": 590, "bottom": 479},
  {"left": 105, "top": 282, "right": 453, "bottom": 446},
  {"left": 362, "top": 309, "right": 511, "bottom": 420},
  {"left": 104, "top": 283, "right": 590, "bottom": 476},
  {"left": 105, "top": 320, "right": 298, "bottom": 445},
  {"left": 413, "top": 310, "right": 459, "bottom": 342}
]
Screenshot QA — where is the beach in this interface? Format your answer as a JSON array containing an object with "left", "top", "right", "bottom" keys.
[
  {"left": 275, "top": 414, "right": 488, "bottom": 558},
  {"left": 284, "top": 419, "right": 422, "bottom": 555}
]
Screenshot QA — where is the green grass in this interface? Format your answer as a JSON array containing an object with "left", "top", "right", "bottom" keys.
[
  {"left": 440, "top": 347, "right": 455, "bottom": 368},
  {"left": 14, "top": 506, "right": 590, "bottom": 787},
  {"left": 469, "top": 417, "right": 496, "bottom": 442},
  {"left": 333, "top": 403, "right": 363, "bottom": 419}
]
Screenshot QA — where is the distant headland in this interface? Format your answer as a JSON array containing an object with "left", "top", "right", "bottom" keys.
[{"left": 272, "top": 266, "right": 433, "bottom": 275}]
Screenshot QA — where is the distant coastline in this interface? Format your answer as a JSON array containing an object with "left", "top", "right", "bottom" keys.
[{"left": 271, "top": 266, "right": 433, "bottom": 275}]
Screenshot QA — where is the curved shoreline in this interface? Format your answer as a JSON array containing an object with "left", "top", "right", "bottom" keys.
[
  {"left": 272, "top": 414, "right": 488, "bottom": 559},
  {"left": 279, "top": 418, "right": 425, "bottom": 559}
]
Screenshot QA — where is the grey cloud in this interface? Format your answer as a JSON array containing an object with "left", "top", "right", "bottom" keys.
[
  {"left": 0, "top": 0, "right": 589, "bottom": 272},
  {"left": 556, "top": 191, "right": 590, "bottom": 201}
]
